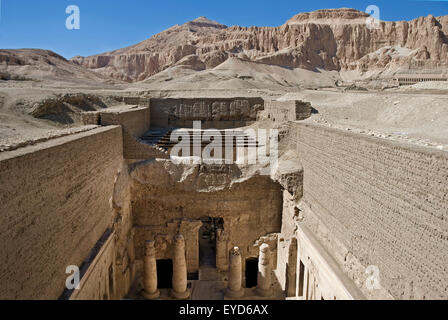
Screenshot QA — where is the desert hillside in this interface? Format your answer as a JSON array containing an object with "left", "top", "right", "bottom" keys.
[
  {"left": 71, "top": 8, "right": 448, "bottom": 82},
  {"left": 135, "top": 57, "right": 341, "bottom": 90},
  {"left": 1, "top": 8, "right": 447, "bottom": 152},
  {"left": 0, "top": 49, "right": 121, "bottom": 86}
]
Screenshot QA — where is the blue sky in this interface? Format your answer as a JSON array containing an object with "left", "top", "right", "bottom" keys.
[{"left": 0, "top": 0, "right": 447, "bottom": 59}]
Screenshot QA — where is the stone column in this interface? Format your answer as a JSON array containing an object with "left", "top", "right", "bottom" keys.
[
  {"left": 286, "top": 239, "right": 297, "bottom": 297},
  {"left": 216, "top": 229, "right": 228, "bottom": 272},
  {"left": 142, "top": 240, "right": 160, "bottom": 300},
  {"left": 302, "top": 266, "right": 309, "bottom": 300},
  {"left": 225, "top": 246, "right": 245, "bottom": 298},
  {"left": 256, "top": 243, "right": 272, "bottom": 297},
  {"left": 171, "top": 234, "right": 191, "bottom": 299}
]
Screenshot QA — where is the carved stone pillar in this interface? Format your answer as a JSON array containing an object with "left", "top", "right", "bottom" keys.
[
  {"left": 225, "top": 246, "right": 245, "bottom": 298},
  {"left": 256, "top": 243, "right": 272, "bottom": 297},
  {"left": 286, "top": 239, "right": 298, "bottom": 297},
  {"left": 142, "top": 240, "right": 160, "bottom": 300},
  {"left": 216, "top": 229, "right": 228, "bottom": 272},
  {"left": 171, "top": 234, "right": 191, "bottom": 299}
]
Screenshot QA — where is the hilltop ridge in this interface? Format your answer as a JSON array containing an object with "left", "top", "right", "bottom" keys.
[{"left": 70, "top": 8, "right": 448, "bottom": 82}]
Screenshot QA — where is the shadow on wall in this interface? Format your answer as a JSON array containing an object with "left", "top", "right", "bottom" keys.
[{"left": 241, "top": 251, "right": 286, "bottom": 299}]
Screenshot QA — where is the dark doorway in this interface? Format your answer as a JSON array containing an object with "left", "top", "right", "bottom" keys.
[
  {"left": 108, "top": 264, "right": 114, "bottom": 299},
  {"left": 199, "top": 217, "right": 223, "bottom": 267},
  {"left": 298, "top": 260, "right": 305, "bottom": 296},
  {"left": 245, "top": 258, "right": 259, "bottom": 288},
  {"left": 157, "top": 259, "right": 173, "bottom": 289}
]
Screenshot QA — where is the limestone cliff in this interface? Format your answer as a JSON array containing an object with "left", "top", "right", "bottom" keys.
[{"left": 71, "top": 9, "right": 448, "bottom": 82}]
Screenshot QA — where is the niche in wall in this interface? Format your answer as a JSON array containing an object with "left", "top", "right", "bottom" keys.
[
  {"left": 157, "top": 259, "right": 173, "bottom": 289},
  {"left": 245, "top": 258, "right": 259, "bottom": 288}
]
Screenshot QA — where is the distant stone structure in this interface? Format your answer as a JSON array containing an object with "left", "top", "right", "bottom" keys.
[{"left": 393, "top": 69, "right": 448, "bottom": 86}]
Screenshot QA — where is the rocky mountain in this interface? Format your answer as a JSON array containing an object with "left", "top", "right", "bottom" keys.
[
  {"left": 0, "top": 49, "right": 120, "bottom": 85},
  {"left": 71, "top": 8, "right": 448, "bottom": 83}
]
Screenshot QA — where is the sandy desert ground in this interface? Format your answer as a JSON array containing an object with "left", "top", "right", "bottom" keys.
[
  {"left": 1, "top": 68, "right": 447, "bottom": 152},
  {"left": 1, "top": 9, "right": 447, "bottom": 152}
]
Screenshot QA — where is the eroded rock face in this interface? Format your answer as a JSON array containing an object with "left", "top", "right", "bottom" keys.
[
  {"left": 128, "top": 158, "right": 285, "bottom": 281},
  {"left": 72, "top": 9, "right": 448, "bottom": 82},
  {"left": 129, "top": 159, "right": 245, "bottom": 192}
]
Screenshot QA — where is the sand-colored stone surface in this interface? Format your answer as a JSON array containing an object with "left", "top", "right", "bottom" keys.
[
  {"left": 0, "top": 7, "right": 447, "bottom": 301},
  {"left": 72, "top": 9, "right": 448, "bottom": 82}
]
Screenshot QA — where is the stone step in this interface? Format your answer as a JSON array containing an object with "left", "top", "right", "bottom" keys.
[
  {"left": 190, "top": 280, "right": 226, "bottom": 300},
  {"left": 156, "top": 142, "right": 260, "bottom": 146},
  {"left": 199, "top": 267, "right": 221, "bottom": 281}
]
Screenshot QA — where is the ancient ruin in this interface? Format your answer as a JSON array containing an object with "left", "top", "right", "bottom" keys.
[
  {"left": 0, "top": 6, "right": 447, "bottom": 301},
  {"left": 0, "top": 94, "right": 446, "bottom": 301}
]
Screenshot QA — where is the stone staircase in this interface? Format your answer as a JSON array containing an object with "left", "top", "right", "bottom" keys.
[{"left": 139, "top": 128, "right": 260, "bottom": 158}]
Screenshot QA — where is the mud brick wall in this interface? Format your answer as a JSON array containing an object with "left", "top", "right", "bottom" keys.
[
  {"left": 150, "top": 98, "right": 264, "bottom": 128},
  {"left": 81, "top": 111, "right": 101, "bottom": 125},
  {"left": 100, "top": 107, "right": 151, "bottom": 159},
  {"left": 0, "top": 126, "right": 123, "bottom": 299},
  {"left": 294, "top": 123, "right": 448, "bottom": 299},
  {"left": 122, "top": 136, "right": 169, "bottom": 160},
  {"left": 123, "top": 97, "right": 149, "bottom": 106},
  {"left": 100, "top": 106, "right": 150, "bottom": 138},
  {"left": 264, "top": 100, "right": 312, "bottom": 122},
  {"left": 67, "top": 231, "right": 116, "bottom": 300}
]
